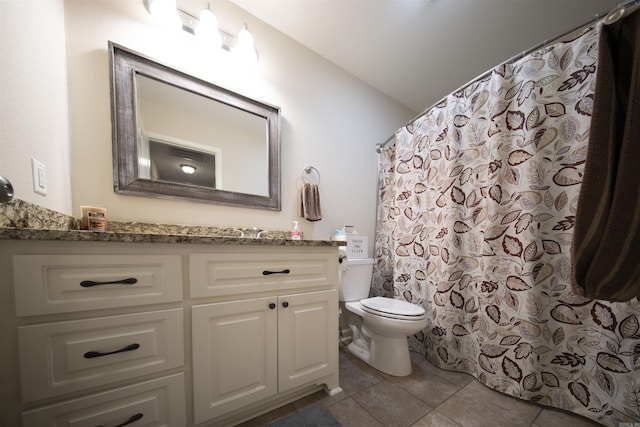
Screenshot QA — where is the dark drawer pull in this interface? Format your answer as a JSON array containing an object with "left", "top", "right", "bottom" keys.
[
  {"left": 96, "top": 412, "right": 143, "bottom": 427},
  {"left": 81, "top": 277, "right": 138, "bottom": 287},
  {"left": 84, "top": 343, "right": 140, "bottom": 359},
  {"left": 262, "top": 269, "right": 290, "bottom": 276}
]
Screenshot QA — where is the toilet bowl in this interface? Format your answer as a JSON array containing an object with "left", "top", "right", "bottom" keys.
[{"left": 339, "top": 258, "right": 428, "bottom": 376}]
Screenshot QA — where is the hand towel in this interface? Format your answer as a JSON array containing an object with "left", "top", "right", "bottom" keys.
[
  {"left": 299, "top": 182, "right": 322, "bottom": 221},
  {"left": 571, "top": 12, "right": 640, "bottom": 302}
]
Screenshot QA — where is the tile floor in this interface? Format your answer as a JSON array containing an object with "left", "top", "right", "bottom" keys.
[{"left": 238, "top": 344, "right": 604, "bottom": 427}]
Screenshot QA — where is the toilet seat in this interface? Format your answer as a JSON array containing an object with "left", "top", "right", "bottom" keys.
[{"left": 360, "top": 297, "right": 426, "bottom": 321}]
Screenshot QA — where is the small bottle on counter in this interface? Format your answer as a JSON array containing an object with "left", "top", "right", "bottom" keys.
[{"left": 291, "top": 221, "right": 302, "bottom": 240}]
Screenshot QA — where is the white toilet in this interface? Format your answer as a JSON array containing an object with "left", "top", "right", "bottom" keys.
[{"left": 339, "top": 257, "right": 428, "bottom": 376}]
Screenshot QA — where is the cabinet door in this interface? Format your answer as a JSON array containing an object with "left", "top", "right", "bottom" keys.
[
  {"left": 278, "top": 289, "right": 338, "bottom": 392},
  {"left": 192, "top": 298, "right": 277, "bottom": 423}
]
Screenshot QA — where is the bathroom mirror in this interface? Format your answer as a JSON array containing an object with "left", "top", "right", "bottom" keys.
[{"left": 109, "top": 42, "right": 281, "bottom": 210}]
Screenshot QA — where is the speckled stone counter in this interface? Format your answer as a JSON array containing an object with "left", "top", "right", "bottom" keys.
[{"left": 0, "top": 199, "right": 344, "bottom": 247}]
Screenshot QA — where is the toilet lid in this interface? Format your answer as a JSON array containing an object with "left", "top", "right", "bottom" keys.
[{"left": 360, "top": 297, "right": 426, "bottom": 319}]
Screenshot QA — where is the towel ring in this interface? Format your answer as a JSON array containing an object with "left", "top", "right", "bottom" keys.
[{"left": 302, "top": 166, "right": 320, "bottom": 184}]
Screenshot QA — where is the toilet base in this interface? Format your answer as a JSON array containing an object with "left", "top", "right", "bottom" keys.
[{"left": 347, "top": 333, "right": 413, "bottom": 377}]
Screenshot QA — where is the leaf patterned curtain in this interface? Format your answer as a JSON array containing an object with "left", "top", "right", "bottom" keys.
[
  {"left": 371, "top": 145, "right": 397, "bottom": 299},
  {"left": 373, "top": 24, "right": 640, "bottom": 426}
]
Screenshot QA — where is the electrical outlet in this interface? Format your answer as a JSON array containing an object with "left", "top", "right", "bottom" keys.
[{"left": 31, "top": 158, "right": 47, "bottom": 195}]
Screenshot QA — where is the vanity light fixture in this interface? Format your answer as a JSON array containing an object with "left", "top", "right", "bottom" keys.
[
  {"left": 143, "top": 0, "right": 258, "bottom": 64},
  {"left": 180, "top": 164, "right": 197, "bottom": 174}
]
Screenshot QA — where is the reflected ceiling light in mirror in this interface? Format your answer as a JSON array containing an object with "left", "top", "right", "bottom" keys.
[
  {"left": 180, "top": 164, "right": 196, "bottom": 174},
  {"left": 144, "top": 0, "right": 182, "bottom": 30}
]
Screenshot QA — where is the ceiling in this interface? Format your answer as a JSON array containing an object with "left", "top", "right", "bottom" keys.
[{"left": 230, "top": 0, "right": 621, "bottom": 114}]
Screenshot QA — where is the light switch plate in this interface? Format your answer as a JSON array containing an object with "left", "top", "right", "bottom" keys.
[{"left": 31, "top": 158, "right": 47, "bottom": 195}]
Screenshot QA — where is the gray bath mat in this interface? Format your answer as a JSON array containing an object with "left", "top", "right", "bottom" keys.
[{"left": 267, "top": 406, "right": 342, "bottom": 427}]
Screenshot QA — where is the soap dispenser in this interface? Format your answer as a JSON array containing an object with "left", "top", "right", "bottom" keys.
[{"left": 291, "top": 221, "right": 302, "bottom": 240}]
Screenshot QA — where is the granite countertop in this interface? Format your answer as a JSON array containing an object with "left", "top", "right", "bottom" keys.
[{"left": 0, "top": 199, "right": 345, "bottom": 247}]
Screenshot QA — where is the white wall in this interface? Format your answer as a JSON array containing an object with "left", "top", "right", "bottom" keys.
[
  {"left": 3, "top": 0, "right": 414, "bottom": 250},
  {"left": 0, "top": 0, "right": 73, "bottom": 215}
]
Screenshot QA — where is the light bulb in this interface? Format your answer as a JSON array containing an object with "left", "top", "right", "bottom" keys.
[
  {"left": 195, "top": 8, "right": 222, "bottom": 48},
  {"left": 235, "top": 24, "right": 258, "bottom": 65},
  {"left": 147, "top": 0, "right": 182, "bottom": 30}
]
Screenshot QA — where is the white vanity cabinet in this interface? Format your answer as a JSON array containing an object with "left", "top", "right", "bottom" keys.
[
  {"left": 0, "top": 242, "right": 187, "bottom": 427},
  {"left": 192, "top": 290, "right": 338, "bottom": 423},
  {"left": 0, "top": 238, "right": 341, "bottom": 427},
  {"left": 190, "top": 247, "right": 341, "bottom": 425}
]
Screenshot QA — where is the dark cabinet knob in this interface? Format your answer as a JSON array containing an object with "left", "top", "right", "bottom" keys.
[
  {"left": 282, "top": 301, "right": 289, "bottom": 308},
  {"left": 269, "top": 303, "right": 276, "bottom": 309}
]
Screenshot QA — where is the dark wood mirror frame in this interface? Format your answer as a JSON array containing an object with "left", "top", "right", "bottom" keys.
[{"left": 109, "top": 42, "right": 281, "bottom": 210}]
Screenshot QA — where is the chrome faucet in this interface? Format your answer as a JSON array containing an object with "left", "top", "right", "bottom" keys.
[
  {"left": 248, "top": 227, "right": 264, "bottom": 238},
  {"left": 238, "top": 227, "right": 265, "bottom": 238}
]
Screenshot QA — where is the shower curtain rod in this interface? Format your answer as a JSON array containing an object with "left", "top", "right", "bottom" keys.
[{"left": 375, "top": 0, "right": 640, "bottom": 153}]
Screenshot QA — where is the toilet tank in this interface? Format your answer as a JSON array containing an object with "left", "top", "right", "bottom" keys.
[{"left": 339, "top": 258, "right": 374, "bottom": 302}]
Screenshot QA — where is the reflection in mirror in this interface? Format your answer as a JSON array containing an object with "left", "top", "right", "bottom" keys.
[
  {"left": 136, "top": 75, "right": 269, "bottom": 195},
  {"left": 146, "top": 136, "right": 220, "bottom": 188},
  {"left": 109, "top": 42, "right": 280, "bottom": 210}
]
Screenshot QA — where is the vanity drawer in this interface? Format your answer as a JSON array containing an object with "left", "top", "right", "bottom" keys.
[
  {"left": 189, "top": 250, "right": 337, "bottom": 298},
  {"left": 13, "top": 254, "right": 182, "bottom": 316},
  {"left": 22, "top": 373, "right": 186, "bottom": 427},
  {"left": 18, "top": 308, "right": 184, "bottom": 402}
]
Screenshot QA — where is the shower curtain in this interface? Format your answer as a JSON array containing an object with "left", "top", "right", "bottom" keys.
[{"left": 372, "top": 23, "right": 640, "bottom": 426}]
